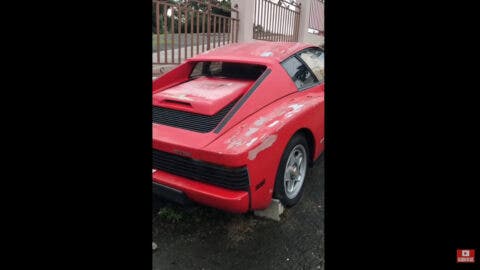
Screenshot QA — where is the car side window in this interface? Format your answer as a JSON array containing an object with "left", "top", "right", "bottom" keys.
[
  {"left": 298, "top": 49, "right": 324, "bottom": 82},
  {"left": 190, "top": 62, "right": 204, "bottom": 77},
  {"left": 281, "top": 56, "right": 318, "bottom": 90}
]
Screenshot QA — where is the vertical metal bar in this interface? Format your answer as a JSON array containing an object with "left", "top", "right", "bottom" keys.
[
  {"left": 275, "top": 5, "right": 282, "bottom": 42},
  {"left": 260, "top": 0, "right": 264, "bottom": 40},
  {"left": 156, "top": 2, "right": 160, "bottom": 63},
  {"left": 290, "top": 10, "right": 294, "bottom": 41},
  {"left": 270, "top": 1, "right": 274, "bottom": 41},
  {"left": 263, "top": 0, "right": 268, "bottom": 40},
  {"left": 219, "top": 17, "right": 223, "bottom": 46},
  {"left": 270, "top": 3, "right": 274, "bottom": 41},
  {"left": 281, "top": 7, "right": 284, "bottom": 42},
  {"left": 264, "top": 0, "right": 268, "bottom": 40},
  {"left": 218, "top": 16, "right": 221, "bottom": 47},
  {"left": 253, "top": 0, "right": 257, "bottom": 40},
  {"left": 281, "top": 7, "right": 285, "bottom": 42},
  {"left": 231, "top": 13, "right": 235, "bottom": 43},
  {"left": 289, "top": 9, "right": 293, "bottom": 41},
  {"left": 297, "top": 12, "right": 301, "bottom": 40},
  {"left": 219, "top": 16, "right": 222, "bottom": 46},
  {"left": 272, "top": 2, "right": 276, "bottom": 41},
  {"left": 184, "top": 7, "right": 188, "bottom": 59},
  {"left": 202, "top": 10, "right": 205, "bottom": 52},
  {"left": 266, "top": 1, "right": 270, "bottom": 41},
  {"left": 265, "top": 0, "right": 269, "bottom": 40},
  {"left": 213, "top": 15, "right": 216, "bottom": 48},
  {"left": 283, "top": 8, "right": 288, "bottom": 42},
  {"left": 230, "top": 18, "right": 235, "bottom": 43},
  {"left": 163, "top": 3, "right": 167, "bottom": 63},
  {"left": 290, "top": 9, "right": 295, "bottom": 41},
  {"left": 274, "top": 3, "right": 278, "bottom": 41},
  {"left": 190, "top": 9, "right": 193, "bottom": 58},
  {"left": 207, "top": 2, "right": 211, "bottom": 50},
  {"left": 286, "top": 9, "right": 290, "bottom": 41},
  {"left": 278, "top": 5, "right": 282, "bottom": 41},
  {"left": 217, "top": 16, "right": 219, "bottom": 47},
  {"left": 292, "top": 12, "right": 298, "bottom": 41},
  {"left": 170, "top": 5, "right": 174, "bottom": 63},
  {"left": 178, "top": 7, "right": 181, "bottom": 63},
  {"left": 292, "top": 7, "right": 296, "bottom": 41},
  {"left": 223, "top": 17, "right": 226, "bottom": 45},
  {"left": 226, "top": 18, "right": 230, "bottom": 44},
  {"left": 196, "top": 10, "right": 199, "bottom": 54},
  {"left": 257, "top": 0, "right": 261, "bottom": 40},
  {"left": 284, "top": 8, "right": 288, "bottom": 42},
  {"left": 231, "top": 19, "right": 234, "bottom": 43},
  {"left": 235, "top": 17, "right": 239, "bottom": 42}
]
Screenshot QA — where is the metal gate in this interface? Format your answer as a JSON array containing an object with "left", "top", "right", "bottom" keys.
[
  {"left": 152, "top": 0, "right": 240, "bottom": 65},
  {"left": 253, "top": 0, "right": 301, "bottom": 42}
]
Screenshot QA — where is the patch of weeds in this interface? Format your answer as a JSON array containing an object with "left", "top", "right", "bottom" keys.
[
  {"left": 158, "top": 207, "right": 184, "bottom": 223},
  {"left": 226, "top": 216, "right": 258, "bottom": 248}
]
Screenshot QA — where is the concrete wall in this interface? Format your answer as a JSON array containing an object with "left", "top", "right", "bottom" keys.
[
  {"left": 231, "top": 0, "right": 254, "bottom": 42},
  {"left": 303, "top": 32, "right": 324, "bottom": 47},
  {"left": 297, "top": 0, "right": 324, "bottom": 46}
]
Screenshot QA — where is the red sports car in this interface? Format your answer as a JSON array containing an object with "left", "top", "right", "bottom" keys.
[{"left": 152, "top": 41, "right": 324, "bottom": 213}]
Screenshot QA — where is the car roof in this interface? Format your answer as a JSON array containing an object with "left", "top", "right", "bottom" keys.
[{"left": 189, "top": 41, "right": 315, "bottom": 65}]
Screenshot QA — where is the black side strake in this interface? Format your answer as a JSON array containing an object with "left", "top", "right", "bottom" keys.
[
  {"left": 152, "top": 148, "right": 250, "bottom": 191},
  {"left": 213, "top": 68, "right": 272, "bottom": 133}
]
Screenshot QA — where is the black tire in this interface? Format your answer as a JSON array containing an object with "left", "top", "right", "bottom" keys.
[{"left": 273, "top": 133, "right": 310, "bottom": 207}]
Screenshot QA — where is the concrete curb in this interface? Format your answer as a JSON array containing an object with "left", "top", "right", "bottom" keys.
[{"left": 254, "top": 199, "right": 285, "bottom": 221}]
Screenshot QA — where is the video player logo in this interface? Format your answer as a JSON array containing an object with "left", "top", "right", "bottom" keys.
[{"left": 457, "top": 249, "right": 475, "bottom": 263}]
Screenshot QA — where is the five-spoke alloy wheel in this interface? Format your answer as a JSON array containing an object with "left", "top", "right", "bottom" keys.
[{"left": 274, "top": 133, "right": 310, "bottom": 206}]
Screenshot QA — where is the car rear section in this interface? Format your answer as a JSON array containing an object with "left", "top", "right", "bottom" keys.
[
  {"left": 152, "top": 43, "right": 323, "bottom": 213},
  {"left": 152, "top": 60, "right": 270, "bottom": 213}
]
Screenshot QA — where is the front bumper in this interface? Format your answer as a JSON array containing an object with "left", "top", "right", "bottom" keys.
[{"left": 152, "top": 169, "right": 250, "bottom": 213}]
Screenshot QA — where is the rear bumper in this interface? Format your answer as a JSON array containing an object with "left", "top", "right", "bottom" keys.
[
  {"left": 152, "top": 181, "right": 193, "bottom": 205},
  {"left": 152, "top": 169, "right": 250, "bottom": 213}
]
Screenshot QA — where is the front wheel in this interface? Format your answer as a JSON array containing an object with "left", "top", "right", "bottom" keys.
[{"left": 273, "top": 133, "right": 310, "bottom": 207}]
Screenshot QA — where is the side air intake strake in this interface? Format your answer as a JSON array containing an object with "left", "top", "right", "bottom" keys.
[
  {"left": 152, "top": 101, "right": 235, "bottom": 133},
  {"left": 152, "top": 148, "right": 250, "bottom": 191}
]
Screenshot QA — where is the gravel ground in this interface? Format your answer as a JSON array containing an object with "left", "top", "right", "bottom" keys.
[{"left": 152, "top": 156, "right": 324, "bottom": 270}]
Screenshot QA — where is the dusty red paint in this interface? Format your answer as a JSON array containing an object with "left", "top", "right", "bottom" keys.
[
  {"left": 153, "top": 42, "right": 324, "bottom": 213},
  {"left": 153, "top": 77, "right": 254, "bottom": 115}
]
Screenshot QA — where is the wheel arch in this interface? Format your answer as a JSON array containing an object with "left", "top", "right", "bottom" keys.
[{"left": 295, "top": 128, "right": 316, "bottom": 167}]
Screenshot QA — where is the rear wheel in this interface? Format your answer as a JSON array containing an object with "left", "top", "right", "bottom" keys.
[{"left": 273, "top": 133, "right": 310, "bottom": 206}]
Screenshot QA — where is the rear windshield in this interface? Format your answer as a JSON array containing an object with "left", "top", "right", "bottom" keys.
[{"left": 190, "top": 62, "right": 266, "bottom": 80}]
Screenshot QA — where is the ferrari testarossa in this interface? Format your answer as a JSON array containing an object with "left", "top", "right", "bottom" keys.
[{"left": 152, "top": 41, "right": 324, "bottom": 213}]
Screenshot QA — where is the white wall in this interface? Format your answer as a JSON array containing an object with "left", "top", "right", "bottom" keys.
[
  {"left": 303, "top": 32, "right": 324, "bottom": 46},
  {"left": 234, "top": 0, "right": 324, "bottom": 46},
  {"left": 231, "top": 0, "right": 254, "bottom": 42},
  {"left": 298, "top": 0, "right": 324, "bottom": 46}
]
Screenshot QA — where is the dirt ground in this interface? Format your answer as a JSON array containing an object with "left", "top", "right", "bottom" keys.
[{"left": 152, "top": 156, "right": 324, "bottom": 270}]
